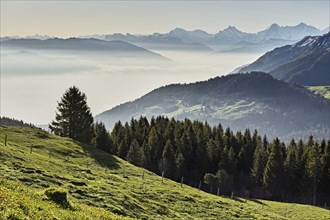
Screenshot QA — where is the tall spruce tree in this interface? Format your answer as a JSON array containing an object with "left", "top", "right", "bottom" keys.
[
  {"left": 93, "top": 122, "right": 112, "bottom": 152},
  {"left": 263, "top": 138, "right": 284, "bottom": 199},
  {"left": 49, "top": 86, "right": 93, "bottom": 144},
  {"left": 306, "top": 142, "right": 322, "bottom": 205},
  {"left": 284, "top": 139, "right": 299, "bottom": 196},
  {"left": 251, "top": 143, "right": 266, "bottom": 185},
  {"left": 126, "top": 139, "right": 144, "bottom": 167},
  {"left": 162, "top": 140, "right": 175, "bottom": 178}
]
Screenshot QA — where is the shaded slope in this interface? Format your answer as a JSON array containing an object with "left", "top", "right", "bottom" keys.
[
  {"left": 238, "top": 33, "right": 330, "bottom": 85},
  {"left": 1, "top": 126, "right": 329, "bottom": 219},
  {"left": 96, "top": 72, "right": 330, "bottom": 141}
]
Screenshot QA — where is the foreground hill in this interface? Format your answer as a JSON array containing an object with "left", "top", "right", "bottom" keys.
[
  {"left": 237, "top": 32, "right": 330, "bottom": 86},
  {"left": 0, "top": 126, "right": 329, "bottom": 219},
  {"left": 96, "top": 72, "right": 330, "bottom": 141}
]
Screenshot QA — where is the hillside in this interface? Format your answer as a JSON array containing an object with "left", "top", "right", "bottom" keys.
[
  {"left": 1, "top": 126, "right": 329, "bottom": 219},
  {"left": 96, "top": 72, "right": 330, "bottom": 141},
  {"left": 237, "top": 32, "right": 330, "bottom": 86}
]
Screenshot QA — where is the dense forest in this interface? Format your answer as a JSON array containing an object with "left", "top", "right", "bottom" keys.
[
  {"left": 94, "top": 116, "right": 330, "bottom": 206},
  {"left": 0, "top": 117, "right": 34, "bottom": 127},
  {"left": 46, "top": 86, "right": 329, "bottom": 206}
]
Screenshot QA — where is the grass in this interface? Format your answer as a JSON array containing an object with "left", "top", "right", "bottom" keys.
[
  {"left": 0, "top": 126, "right": 329, "bottom": 219},
  {"left": 307, "top": 86, "right": 330, "bottom": 99}
]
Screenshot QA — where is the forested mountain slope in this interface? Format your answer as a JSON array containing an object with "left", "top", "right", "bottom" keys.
[{"left": 96, "top": 72, "right": 330, "bottom": 141}]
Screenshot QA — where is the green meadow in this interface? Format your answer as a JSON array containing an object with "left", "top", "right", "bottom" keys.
[{"left": 0, "top": 126, "right": 329, "bottom": 219}]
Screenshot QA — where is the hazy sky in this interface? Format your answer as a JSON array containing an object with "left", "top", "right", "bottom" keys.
[{"left": 1, "top": 1, "right": 329, "bottom": 37}]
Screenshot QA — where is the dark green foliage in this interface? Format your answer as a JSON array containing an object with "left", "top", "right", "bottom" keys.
[
  {"left": 45, "top": 188, "right": 71, "bottom": 209},
  {"left": 162, "top": 140, "right": 175, "bottom": 178},
  {"left": 217, "top": 169, "right": 233, "bottom": 194},
  {"left": 319, "top": 140, "right": 330, "bottom": 199},
  {"left": 204, "top": 173, "right": 220, "bottom": 192},
  {"left": 263, "top": 138, "right": 284, "bottom": 199},
  {"left": 107, "top": 116, "right": 330, "bottom": 205},
  {"left": 49, "top": 86, "right": 93, "bottom": 144},
  {"left": 93, "top": 122, "right": 112, "bottom": 153},
  {"left": 306, "top": 142, "right": 322, "bottom": 205},
  {"left": 126, "top": 140, "right": 144, "bottom": 167},
  {"left": 251, "top": 143, "right": 266, "bottom": 186},
  {"left": 0, "top": 116, "right": 34, "bottom": 127}
]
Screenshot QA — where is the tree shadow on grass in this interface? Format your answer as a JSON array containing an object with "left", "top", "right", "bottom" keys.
[
  {"left": 75, "top": 141, "right": 121, "bottom": 170},
  {"left": 247, "top": 198, "right": 268, "bottom": 206},
  {"left": 232, "top": 197, "right": 268, "bottom": 206}
]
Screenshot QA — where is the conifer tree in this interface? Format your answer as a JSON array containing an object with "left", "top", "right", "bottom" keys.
[
  {"left": 49, "top": 86, "right": 93, "bottom": 144},
  {"left": 126, "top": 139, "right": 143, "bottom": 167},
  {"left": 319, "top": 140, "right": 330, "bottom": 198},
  {"left": 110, "top": 121, "right": 124, "bottom": 154},
  {"left": 162, "top": 140, "right": 176, "bottom": 178},
  {"left": 263, "top": 138, "right": 284, "bottom": 199},
  {"left": 147, "top": 127, "right": 160, "bottom": 168},
  {"left": 93, "top": 122, "right": 112, "bottom": 152},
  {"left": 251, "top": 143, "right": 266, "bottom": 185},
  {"left": 306, "top": 142, "right": 322, "bottom": 205},
  {"left": 284, "top": 139, "right": 299, "bottom": 196}
]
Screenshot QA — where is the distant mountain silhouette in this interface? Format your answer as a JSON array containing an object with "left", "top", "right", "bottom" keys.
[
  {"left": 4, "top": 23, "right": 324, "bottom": 54},
  {"left": 96, "top": 72, "right": 330, "bottom": 141},
  {"left": 78, "top": 23, "right": 324, "bottom": 53},
  {"left": 237, "top": 32, "right": 330, "bottom": 86},
  {"left": 1, "top": 38, "right": 168, "bottom": 60}
]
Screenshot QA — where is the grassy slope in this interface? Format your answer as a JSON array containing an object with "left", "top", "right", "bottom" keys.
[
  {"left": 0, "top": 126, "right": 329, "bottom": 219},
  {"left": 307, "top": 86, "right": 330, "bottom": 99}
]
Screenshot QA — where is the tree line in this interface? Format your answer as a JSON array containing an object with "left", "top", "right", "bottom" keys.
[
  {"left": 49, "top": 86, "right": 330, "bottom": 206},
  {"left": 102, "top": 116, "right": 330, "bottom": 206},
  {"left": 0, "top": 117, "right": 34, "bottom": 127}
]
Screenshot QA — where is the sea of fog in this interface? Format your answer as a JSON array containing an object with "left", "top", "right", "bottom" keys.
[{"left": 1, "top": 49, "right": 262, "bottom": 125}]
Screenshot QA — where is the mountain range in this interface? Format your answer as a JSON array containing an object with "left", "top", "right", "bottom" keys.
[
  {"left": 95, "top": 72, "right": 330, "bottom": 141},
  {"left": 2, "top": 23, "right": 327, "bottom": 55},
  {"left": 83, "top": 23, "right": 327, "bottom": 53},
  {"left": 1, "top": 38, "right": 168, "bottom": 60},
  {"left": 237, "top": 32, "right": 330, "bottom": 86}
]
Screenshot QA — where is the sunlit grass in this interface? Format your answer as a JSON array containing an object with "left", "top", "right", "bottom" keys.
[
  {"left": 307, "top": 86, "right": 330, "bottom": 99},
  {"left": 0, "top": 126, "right": 329, "bottom": 219}
]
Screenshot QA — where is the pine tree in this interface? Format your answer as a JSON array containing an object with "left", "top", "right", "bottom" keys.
[
  {"left": 306, "top": 142, "right": 322, "bottom": 205},
  {"left": 126, "top": 139, "right": 144, "bottom": 167},
  {"left": 147, "top": 127, "right": 160, "bottom": 169},
  {"left": 162, "top": 140, "right": 176, "bottom": 178},
  {"left": 251, "top": 143, "right": 266, "bottom": 185},
  {"left": 263, "top": 138, "right": 284, "bottom": 199},
  {"left": 110, "top": 121, "right": 124, "bottom": 154},
  {"left": 175, "top": 151, "right": 185, "bottom": 179},
  {"left": 49, "top": 86, "right": 93, "bottom": 144},
  {"left": 284, "top": 139, "right": 299, "bottom": 196},
  {"left": 319, "top": 140, "right": 330, "bottom": 200},
  {"left": 93, "top": 122, "right": 112, "bottom": 152}
]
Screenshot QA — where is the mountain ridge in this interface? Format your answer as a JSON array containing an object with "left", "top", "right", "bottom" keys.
[
  {"left": 237, "top": 32, "right": 330, "bottom": 85},
  {"left": 4, "top": 23, "right": 325, "bottom": 53},
  {"left": 96, "top": 72, "right": 330, "bottom": 141}
]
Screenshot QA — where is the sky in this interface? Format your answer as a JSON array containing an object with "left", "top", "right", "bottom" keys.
[
  {"left": 1, "top": 0, "right": 329, "bottom": 125},
  {"left": 1, "top": 1, "right": 329, "bottom": 37}
]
